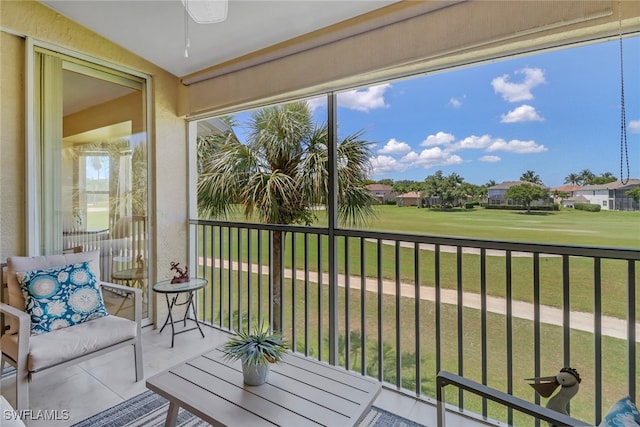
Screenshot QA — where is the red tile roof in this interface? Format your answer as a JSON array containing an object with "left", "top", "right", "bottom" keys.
[
  {"left": 551, "top": 185, "right": 581, "bottom": 192},
  {"left": 366, "top": 184, "right": 393, "bottom": 191}
]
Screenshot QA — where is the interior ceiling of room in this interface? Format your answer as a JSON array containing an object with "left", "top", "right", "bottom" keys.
[{"left": 40, "top": 0, "right": 400, "bottom": 78}]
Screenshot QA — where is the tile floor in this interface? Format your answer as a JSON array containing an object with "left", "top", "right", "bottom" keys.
[{"left": 1, "top": 323, "right": 478, "bottom": 427}]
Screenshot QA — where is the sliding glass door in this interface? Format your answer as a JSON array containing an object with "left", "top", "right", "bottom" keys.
[{"left": 31, "top": 45, "right": 151, "bottom": 320}]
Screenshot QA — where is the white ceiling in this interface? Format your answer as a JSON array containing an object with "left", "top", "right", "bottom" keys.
[{"left": 40, "top": 0, "right": 399, "bottom": 78}]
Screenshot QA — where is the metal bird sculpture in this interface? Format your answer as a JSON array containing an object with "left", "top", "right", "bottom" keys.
[{"left": 526, "top": 367, "right": 581, "bottom": 426}]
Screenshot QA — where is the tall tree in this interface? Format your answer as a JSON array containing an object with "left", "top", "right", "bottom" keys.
[
  {"left": 377, "top": 178, "right": 394, "bottom": 186},
  {"left": 520, "top": 170, "right": 543, "bottom": 185},
  {"left": 197, "top": 102, "right": 375, "bottom": 332},
  {"left": 454, "top": 182, "right": 476, "bottom": 206},
  {"left": 564, "top": 173, "right": 581, "bottom": 185},
  {"left": 626, "top": 187, "right": 640, "bottom": 203},
  {"left": 590, "top": 172, "right": 617, "bottom": 185},
  {"left": 463, "top": 183, "right": 487, "bottom": 203},
  {"left": 578, "top": 169, "right": 595, "bottom": 185},
  {"left": 504, "top": 183, "right": 549, "bottom": 213},
  {"left": 424, "top": 170, "right": 463, "bottom": 207},
  {"left": 393, "top": 180, "right": 423, "bottom": 195}
]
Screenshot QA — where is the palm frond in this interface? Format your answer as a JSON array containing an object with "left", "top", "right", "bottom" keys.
[{"left": 197, "top": 102, "right": 376, "bottom": 227}]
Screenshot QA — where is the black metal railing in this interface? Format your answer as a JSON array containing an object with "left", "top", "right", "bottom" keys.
[{"left": 189, "top": 218, "right": 638, "bottom": 426}]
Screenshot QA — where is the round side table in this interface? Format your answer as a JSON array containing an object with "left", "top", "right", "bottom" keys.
[{"left": 153, "top": 277, "right": 207, "bottom": 347}]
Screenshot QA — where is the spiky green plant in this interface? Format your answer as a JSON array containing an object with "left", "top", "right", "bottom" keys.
[{"left": 222, "top": 327, "right": 288, "bottom": 366}]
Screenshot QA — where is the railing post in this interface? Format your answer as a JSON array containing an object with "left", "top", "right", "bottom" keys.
[
  {"left": 628, "top": 260, "right": 636, "bottom": 401},
  {"left": 436, "top": 374, "right": 446, "bottom": 427},
  {"left": 327, "top": 92, "right": 339, "bottom": 366}
]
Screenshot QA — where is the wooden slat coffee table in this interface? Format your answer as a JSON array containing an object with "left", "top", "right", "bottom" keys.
[{"left": 146, "top": 347, "right": 382, "bottom": 427}]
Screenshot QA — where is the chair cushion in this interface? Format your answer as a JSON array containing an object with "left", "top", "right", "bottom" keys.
[
  {"left": 18, "top": 261, "right": 108, "bottom": 334},
  {"left": 5, "top": 250, "right": 101, "bottom": 333},
  {"left": 0, "top": 314, "right": 137, "bottom": 372},
  {"left": 599, "top": 396, "right": 640, "bottom": 426}
]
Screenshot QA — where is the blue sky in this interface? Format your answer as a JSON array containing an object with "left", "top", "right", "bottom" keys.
[
  {"left": 229, "top": 37, "right": 639, "bottom": 188},
  {"left": 306, "top": 37, "right": 640, "bottom": 188}
]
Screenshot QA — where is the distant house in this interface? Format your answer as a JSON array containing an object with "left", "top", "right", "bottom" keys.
[
  {"left": 550, "top": 184, "right": 581, "bottom": 206},
  {"left": 562, "top": 195, "right": 589, "bottom": 209},
  {"left": 549, "top": 184, "right": 589, "bottom": 208},
  {"left": 396, "top": 191, "right": 422, "bottom": 207},
  {"left": 487, "top": 181, "right": 551, "bottom": 207},
  {"left": 573, "top": 179, "right": 640, "bottom": 211},
  {"left": 365, "top": 184, "right": 396, "bottom": 204}
]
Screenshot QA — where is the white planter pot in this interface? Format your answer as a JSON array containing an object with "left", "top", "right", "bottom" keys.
[{"left": 242, "top": 362, "right": 269, "bottom": 386}]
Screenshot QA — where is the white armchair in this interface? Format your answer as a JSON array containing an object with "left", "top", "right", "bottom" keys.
[{"left": 0, "top": 250, "right": 143, "bottom": 415}]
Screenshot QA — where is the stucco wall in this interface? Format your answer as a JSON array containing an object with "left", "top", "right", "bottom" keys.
[
  {"left": 0, "top": 30, "right": 26, "bottom": 259},
  {"left": 0, "top": 0, "right": 187, "bottom": 326}
]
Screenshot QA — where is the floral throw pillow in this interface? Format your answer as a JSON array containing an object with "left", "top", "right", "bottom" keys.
[
  {"left": 599, "top": 396, "right": 640, "bottom": 427},
  {"left": 18, "top": 261, "right": 109, "bottom": 335}
]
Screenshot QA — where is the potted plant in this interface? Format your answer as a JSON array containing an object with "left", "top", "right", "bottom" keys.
[{"left": 222, "top": 325, "right": 288, "bottom": 385}]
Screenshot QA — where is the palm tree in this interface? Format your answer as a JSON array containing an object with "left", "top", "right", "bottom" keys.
[
  {"left": 600, "top": 171, "right": 616, "bottom": 181},
  {"left": 564, "top": 173, "right": 581, "bottom": 185},
  {"left": 520, "top": 170, "right": 543, "bottom": 185},
  {"left": 197, "top": 101, "right": 375, "bottom": 332},
  {"left": 590, "top": 171, "right": 617, "bottom": 185},
  {"left": 578, "top": 169, "right": 595, "bottom": 186}
]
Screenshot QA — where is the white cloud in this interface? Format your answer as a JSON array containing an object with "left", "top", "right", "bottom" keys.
[
  {"left": 338, "top": 84, "right": 391, "bottom": 112},
  {"left": 401, "top": 147, "right": 464, "bottom": 169},
  {"left": 453, "top": 134, "right": 493, "bottom": 151},
  {"left": 629, "top": 120, "right": 640, "bottom": 133},
  {"left": 378, "top": 138, "right": 412, "bottom": 155},
  {"left": 306, "top": 97, "right": 325, "bottom": 112},
  {"left": 486, "top": 138, "right": 547, "bottom": 154},
  {"left": 421, "top": 131, "right": 455, "bottom": 147},
  {"left": 492, "top": 67, "right": 546, "bottom": 102},
  {"left": 500, "top": 105, "right": 544, "bottom": 123},
  {"left": 370, "top": 155, "right": 406, "bottom": 175},
  {"left": 479, "top": 155, "right": 501, "bottom": 163},
  {"left": 370, "top": 132, "right": 544, "bottom": 177},
  {"left": 449, "top": 97, "right": 462, "bottom": 108}
]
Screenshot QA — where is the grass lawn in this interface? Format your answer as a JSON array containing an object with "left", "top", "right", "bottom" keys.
[
  {"left": 198, "top": 206, "right": 639, "bottom": 319},
  {"left": 348, "top": 205, "right": 639, "bottom": 249},
  {"left": 206, "top": 204, "right": 640, "bottom": 248}
]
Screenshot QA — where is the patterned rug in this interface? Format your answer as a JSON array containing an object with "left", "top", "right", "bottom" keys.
[{"left": 72, "top": 389, "right": 427, "bottom": 427}]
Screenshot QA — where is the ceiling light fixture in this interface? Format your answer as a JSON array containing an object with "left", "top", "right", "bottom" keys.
[
  {"left": 182, "top": 0, "right": 228, "bottom": 24},
  {"left": 182, "top": 0, "right": 228, "bottom": 58}
]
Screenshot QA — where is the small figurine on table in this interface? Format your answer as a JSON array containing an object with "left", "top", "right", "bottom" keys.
[{"left": 170, "top": 261, "right": 189, "bottom": 284}]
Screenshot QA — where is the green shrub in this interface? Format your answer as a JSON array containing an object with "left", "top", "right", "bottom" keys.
[
  {"left": 575, "top": 203, "right": 601, "bottom": 212},
  {"left": 464, "top": 203, "right": 475, "bottom": 209}
]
